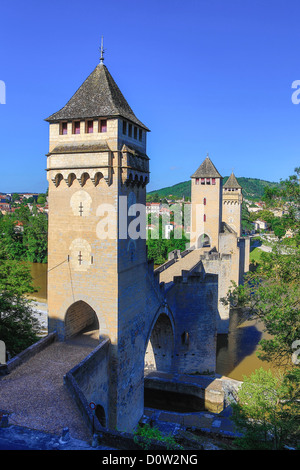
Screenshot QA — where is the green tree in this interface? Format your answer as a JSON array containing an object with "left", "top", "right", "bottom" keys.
[
  {"left": 224, "top": 168, "right": 300, "bottom": 449},
  {"left": 13, "top": 203, "right": 31, "bottom": 224},
  {"left": 23, "top": 212, "right": 48, "bottom": 263},
  {"left": 0, "top": 213, "right": 25, "bottom": 259},
  {"left": 262, "top": 186, "right": 280, "bottom": 207},
  {"left": 0, "top": 244, "right": 41, "bottom": 357},
  {"left": 37, "top": 194, "right": 46, "bottom": 205},
  {"left": 231, "top": 368, "right": 299, "bottom": 449},
  {"left": 146, "top": 210, "right": 189, "bottom": 265},
  {"left": 11, "top": 193, "right": 20, "bottom": 202},
  {"left": 241, "top": 202, "right": 253, "bottom": 233},
  {"left": 0, "top": 208, "right": 48, "bottom": 263}
]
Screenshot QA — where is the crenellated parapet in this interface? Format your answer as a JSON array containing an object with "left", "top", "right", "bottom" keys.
[{"left": 200, "top": 251, "right": 232, "bottom": 261}]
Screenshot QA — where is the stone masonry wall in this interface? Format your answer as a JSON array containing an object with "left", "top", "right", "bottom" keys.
[{"left": 166, "top": 272, "right": 218, "bottom": 374}]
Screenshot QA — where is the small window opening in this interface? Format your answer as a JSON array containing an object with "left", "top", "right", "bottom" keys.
[
  {"left": 86, "top": 120, "right": 94, "bottom": 133},
  {"left": 181, "top": 331, "right": 189, "bottom": 346},
  {"left": 60, "top": 122, "right": 68, "bottom": 135},
  {"left": 99, "top": 119, "right": 107, "bottom": 133},
  {"left": 73, "top": 121, "right": 80, "bottom": 134}
]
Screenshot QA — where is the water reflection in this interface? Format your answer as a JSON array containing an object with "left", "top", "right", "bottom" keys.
[{"left": 216, "top": 308, "right": 275, "bottom": 381}]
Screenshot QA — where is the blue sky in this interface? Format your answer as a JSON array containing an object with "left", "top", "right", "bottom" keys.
[{"left": 0, "top": 0, "right": 299, "bottom": 193}]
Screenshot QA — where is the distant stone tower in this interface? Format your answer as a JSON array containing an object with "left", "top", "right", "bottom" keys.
[
  {"left": 190, "top": 155, "right": 222, "bottom": 250},
  {"left": 222, "top": 172, "right": 243, "bottom": 237},
  {"left": 45, "top": 56, "right": 150, "bottom": 430}
]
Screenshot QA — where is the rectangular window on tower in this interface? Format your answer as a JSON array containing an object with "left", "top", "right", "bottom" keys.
[
  {"left": 201, "top": 178, "right": 205, "bottom": 185},
  {"left": 195, "top": 178, "right": 199, "bottom": 185},
  {"left": 73, "top": 121, "right": 81, "bottom": 134},
  {"left": 86, "top": 120, "right": 94, "bottom": 133},
  {"left": 123, "top": 120, "right": 127, "bottom": 135},
  {"left": 134, "top": 126, "right": 137, "bottom": 139},
  {"left": 99, "top": 119, "right": 107, "bottom": 133},
  {"left": 212, "top": 178, "right": 216, "bottom": 185},
  {"left": 60, "top": 122, "right": 68, "bottom": 135},
  {"left": 139, "top": 129, "right": 143, "bottom": 141},
  {"left": 128, "top": 123, "right": 132, "bottom": 137}
]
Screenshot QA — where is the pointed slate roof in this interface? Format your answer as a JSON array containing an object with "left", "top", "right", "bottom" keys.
[
  {"left": 223, "top": 172, "right": 241, "bottom": 189},
  {"left": 191, "top": 156, "right": 222, "bottom": 179},
  {"left": 45, "top": 63, "right": 149, "bottom": 131}
]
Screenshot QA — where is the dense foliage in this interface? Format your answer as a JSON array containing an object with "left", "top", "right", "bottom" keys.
[
  {"left": 0, "top": 201, "right": 45, "bottom": 357},
  {"left": 231, "top": 368, "right": 300, "bottom": 449},
  {"left": 146, "top": 212, "right": 189, "bottom": 265},
  {"left": 0, "top": 203, "right": 48, "bottom": 263},
  {"left": 222, "top": 168, "right": 300, "bottom": 449},
  {"left": 0, "top": 244, "right": 41, "bottom": 357}
]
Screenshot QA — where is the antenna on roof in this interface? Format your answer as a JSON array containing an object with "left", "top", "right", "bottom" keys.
[{"left": 100, "top": 36, "right": 105, "bottom": 64}]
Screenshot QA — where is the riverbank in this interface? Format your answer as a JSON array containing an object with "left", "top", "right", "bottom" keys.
[{"left": 29, "top": 298, "right": 48, "bottom": 336}]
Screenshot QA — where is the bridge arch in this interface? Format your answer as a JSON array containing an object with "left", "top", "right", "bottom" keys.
[{"left": 144, "top": 308, "right": 175, "bottom": 373}]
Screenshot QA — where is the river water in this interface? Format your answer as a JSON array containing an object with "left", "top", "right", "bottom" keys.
[{"left": 29, "top": 263, "right": 276, "bottom": 382}]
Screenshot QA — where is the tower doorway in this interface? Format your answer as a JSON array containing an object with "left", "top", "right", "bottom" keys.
[
  {"left": 64, "top": 300, "right": 99, "bottom": 340},
  {"left": 197, "top": 233, "right": 211, "bottom": 248}
]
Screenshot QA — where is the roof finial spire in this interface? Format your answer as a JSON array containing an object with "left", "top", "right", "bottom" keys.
[{"left": 100, "top": 36, "right": 105, "bottom": 64}]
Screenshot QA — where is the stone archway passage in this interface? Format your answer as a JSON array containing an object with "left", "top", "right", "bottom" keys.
[
  {"left": 145, "top": 313, "right": 174, "bottom": 373},
  {"left": 65, "top": 300, "right": 99, "bottom": 339},
  {"left": 197, "top": 233, "right": 211, "bottom": 248}
]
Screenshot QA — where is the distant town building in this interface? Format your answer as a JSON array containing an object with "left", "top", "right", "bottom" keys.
[{"left": 253, "top": 219, "right": 268, "bottom": 231}]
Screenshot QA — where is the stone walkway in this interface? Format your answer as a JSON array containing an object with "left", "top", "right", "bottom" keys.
[
  {"left": 159, "top": 249, "right": 205, "bottom": 286},
  {"left": 0, "top": 331, "right": 99, "bottom": 443},
  {"left": 0, "top": 330, "right": 240, "bottom": 449}
]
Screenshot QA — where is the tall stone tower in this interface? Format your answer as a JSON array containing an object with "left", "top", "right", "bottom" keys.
[
  {"left": 190, "top": 155, "right": 222, "bottom": 250},
  {"left": 45, "top": 56, "right": 150, "bottom": 430},
  {"left": 222, "top": 172, "right": 243, "bottom": 237}
]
